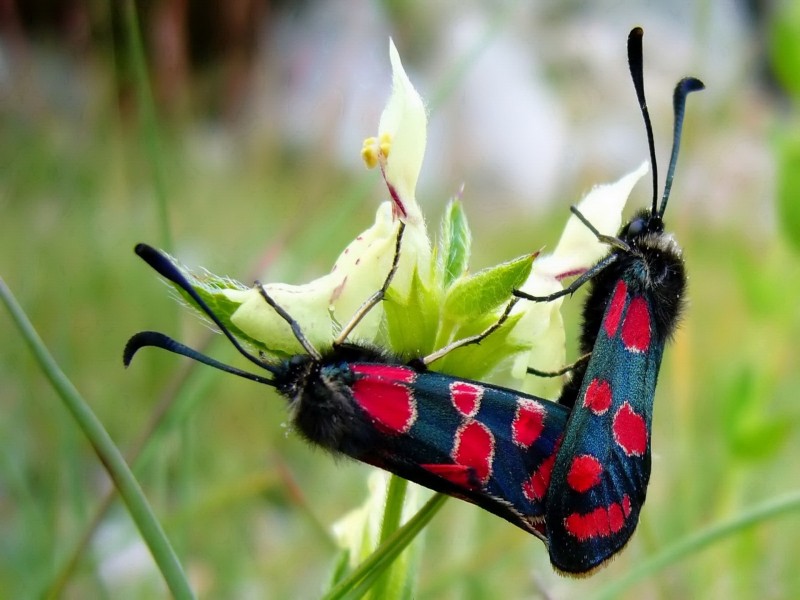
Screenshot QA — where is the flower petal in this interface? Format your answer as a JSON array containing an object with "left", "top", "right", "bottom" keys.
[
  {"left": 378, "top": 39, "right": 428, "bottom": 225},
  {"left": 533, "top": 161, "right": 649, "bottom": 279}
]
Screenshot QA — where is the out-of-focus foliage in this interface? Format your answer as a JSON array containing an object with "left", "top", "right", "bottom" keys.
[{"left": 2, "top": 2, "right": 800, "bottom": 599}]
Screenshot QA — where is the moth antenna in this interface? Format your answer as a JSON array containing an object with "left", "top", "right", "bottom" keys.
[
  {"left": 124, "top": 331, "right": 276, "bottom": 387},
  {"left": 659, "top": 76, "right": 705, "bottom": 217},
  {"left": 134, "top": 243, "right": 279, "bottom": 375},
  {"left": 627, "top": 27, "right": 659, "bottom": 217}
]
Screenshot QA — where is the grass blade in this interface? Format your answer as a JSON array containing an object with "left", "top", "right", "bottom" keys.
[{"left": 0, "top": 277, "right": 194, "bottom": 600}]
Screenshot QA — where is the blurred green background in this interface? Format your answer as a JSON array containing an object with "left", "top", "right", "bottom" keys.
[{"left": 2, "top": 1, "right": 800, "bottom": 598}]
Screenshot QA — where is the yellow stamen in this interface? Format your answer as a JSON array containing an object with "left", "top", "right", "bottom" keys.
[{"left": 361, "top": 133, "right": 393, "bottom": 169}]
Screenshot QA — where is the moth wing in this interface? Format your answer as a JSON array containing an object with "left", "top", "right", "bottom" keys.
[
  {"left": 349, "top": 365, "right": 568, "bottom": 532},
  {"left": 546, "top": 283, "right": 664, "bottom": 574}
]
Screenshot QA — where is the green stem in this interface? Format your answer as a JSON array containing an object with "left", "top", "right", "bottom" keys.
[
  {"left": 590, "top": 490, "right": 800, "bottom": 600},
  {"left": 380, "top": 477, "right": 409, "bottom": 545},
  {"left": 0, "top": 278, "right": 194, "bottom": 600},
  {"left": 370, "top": 476, "right": 409, "bottom": 599},
  {"left": 121, "top": 0, "right": 173, "bottom": 251},
  {"left": 323, "top": 494, "right": 448, "bottom": 600}
]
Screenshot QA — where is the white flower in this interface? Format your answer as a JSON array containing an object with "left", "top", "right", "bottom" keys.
[
  {"left": 212, "top": 40, "right": 432, "bottom": 354},
  {"left": 362, "top": 39, "right": 428, "bottom": 227},
  {"left": 512, "top": 161, "right": 649, "bottom": 398}
]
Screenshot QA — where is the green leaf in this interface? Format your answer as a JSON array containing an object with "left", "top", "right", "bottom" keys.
[
  {"left": 442, "top": 254, "right": 533, "bottom": 320},
  {"left": 323, "top": 494, "right": 448, "bottom": 600},
  {"left": 434, "top": 312, "right": 525, "bottom": 380},
  {"left": 384, "top": 269, "right": 440, "bottom": 356},
  {"left": 436, "top": 199, "right": 471, "bottom": 289}
]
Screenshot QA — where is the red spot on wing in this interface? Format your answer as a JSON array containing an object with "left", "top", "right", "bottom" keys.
[
  {"left": 421, "top": 464, "right": 477, "bottom": 489},
  {"left": 453, "top": 421, "right": 495, "bottom": 485},
  {"left": 621, "top": 296, "right": 651, "bottom": 352},
  {"left": 512, "top": 399, "right": 546, "bottom": 448},
  {"left": 583, "top": 378, "right": 612, "bottom": 415},
  {"left": 563, "top": 494, "right": 632, "bottom": 540},
  {"left": 607, "top": 502, "right": 625, "bottom": 533},
  {"left": 450, "top": 381, "right": 483, "bottom": 417},
  {"left": 612, "top": 402, "right": 648, "bottom": 456},
  {"left": 622, "top": 494, "right": 632, "bottom": 517},
  {"left": 604, "top": 280, "right": 628, "bottom": 338},
  {"left": 566, "top": 455, "right": 603, "bottom": 493},
  {"left": 351, "top": 364, "right": 416, "bottom": 382},
  {"left": 522, "top": 451, "right": 557, "bottom": 502},
  {"left": 351, "top": 365, "right": 417, "bottom": 433}
]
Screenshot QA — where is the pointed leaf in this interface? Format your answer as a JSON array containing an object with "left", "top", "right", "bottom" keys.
[
  {"left": 384, "top": 269, "right": 439, "bottom": 356},
  {"left": 443, "top": 254, "right": 534, "bottom": 320},
  {"left": 437, "top": 199, "right": 471, "bottom": 289}
]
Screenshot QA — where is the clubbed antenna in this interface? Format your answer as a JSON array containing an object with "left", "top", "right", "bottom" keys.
[
  {"left": 131, "top": 243, "right": 279, "bottom": 375},
  {"left": 124, "top": 331, "right": 276, "bottom": 387},
  {"left": 627, "top": 27, "right": 658, "bottom": 216},
  {"left": 659, "top": 77, "right": 705, "bottom": 217},
  {"left": 627, "top": 27, "right": 704, "bottom": 219}
]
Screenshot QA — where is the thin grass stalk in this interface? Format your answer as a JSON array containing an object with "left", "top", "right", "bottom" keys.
[
  {"left": 590, "top": 490, "right": 800, "bottom": 600},
  {"left": 0, "top": 278, "right": 194, "bottom": 600}
]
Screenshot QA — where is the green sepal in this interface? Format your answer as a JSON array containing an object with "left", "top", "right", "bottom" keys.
[
  {"left": 383, "top": 268, "right": 440, "bottom": 357},
  {"left": 174, "top": 271, "right": 293, "bottom": 361},
  {"left": 436, "top": 199, "right": 471, "bottom": 289},
  {"left": 442, "top": 254, "right": 534, "bottom": 320},
  {"left": 434, "top": 312, "right": 526, "bottom": 381}
]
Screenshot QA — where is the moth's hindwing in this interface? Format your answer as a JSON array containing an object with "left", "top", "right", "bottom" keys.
[{"left": 343, "top": 364, "right": 570, "bottom": 534}]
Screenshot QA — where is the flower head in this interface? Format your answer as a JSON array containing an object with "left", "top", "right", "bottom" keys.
[
  {"left": 195, "top": 40, "right": 433, "bottom": 355},
  {"left": 158, "top": 41, "right": 645, "bottom": 398},
  {"left": 511, "top": 161, "right": 649, "bottom": 397}
]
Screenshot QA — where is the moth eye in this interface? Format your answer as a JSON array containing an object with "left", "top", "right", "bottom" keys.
[
  {"left": 628, "top": 219, "right": 647, "bottom": 236},
  {"left": 623, "top": 218, "right": 646, "bottom": 238}
]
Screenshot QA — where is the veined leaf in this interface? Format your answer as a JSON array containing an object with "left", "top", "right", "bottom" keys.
[
  {"left": 443, "top": 254, "right": 534, "bottom": 320},
  {"left": 436, "top": 199, "right": 471, "bottom": 289},
  {"left": 384, "top": 269, "right": 439, "bottom": 356}
]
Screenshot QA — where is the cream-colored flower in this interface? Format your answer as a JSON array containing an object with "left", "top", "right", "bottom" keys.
[
  {"left": 512, "top": 162, "right": 649, "bottom": 398},
  {"left": 362, "top": 39, "right": 428, "bottom": 227},
  {"left": 213, "top": 40, "right": 432, "bottom": 354}
]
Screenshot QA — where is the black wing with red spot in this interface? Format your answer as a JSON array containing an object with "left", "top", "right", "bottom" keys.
[
  {"left": 545, "top": 279, "right": 666, "bottom": 573},
  {"left": 345, "top": 363, "right": 569, "bottom": 534}
]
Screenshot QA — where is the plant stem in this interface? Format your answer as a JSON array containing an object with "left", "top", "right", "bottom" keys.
[
  {"left": 323, "top": 493, "right": 448, "bottom": 600},
  {"left": 590, "top": 490, "right": 800, "bottom": 600},
  {"left": 0, "top": 277, "right": 194, "bottom": 600}
]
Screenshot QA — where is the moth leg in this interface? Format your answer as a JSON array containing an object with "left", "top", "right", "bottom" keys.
[
  {"left": 421, "top": 297, "right": 519, "bottom": 366},
  {"left": 514, "top": 252, "right": 619, "bottom": 303},
  {"left": 526, "top": 352, "right": 591, "bottom": 378},
  {"left": 255, "top": 282, "right": 323, "bottom": 361}
]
